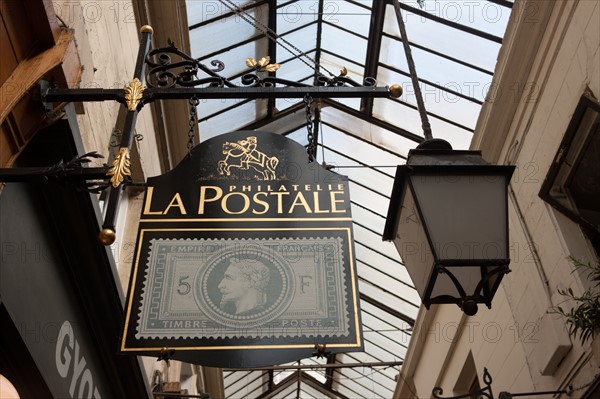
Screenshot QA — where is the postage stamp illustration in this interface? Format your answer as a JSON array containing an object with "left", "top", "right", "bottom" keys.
[{"left": 136, "top": 237, "right": 350, "bottom": 340}]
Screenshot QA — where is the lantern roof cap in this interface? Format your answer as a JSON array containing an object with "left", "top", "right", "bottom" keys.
[{"left": 408, "top": 139, "right": 490, "bottom": 166}]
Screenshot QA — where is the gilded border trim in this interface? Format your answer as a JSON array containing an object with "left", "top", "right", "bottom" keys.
[{"left": 121, "top": 227, "right": 361, "bottom": 352}]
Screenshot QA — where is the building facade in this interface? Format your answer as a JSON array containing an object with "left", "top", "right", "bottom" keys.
[
  {"left": 395, "top": 1, "right": 600, "bottom": 397},
  {"left": 0, "top": 0, "right": 222, "bottom": 397},
  {"left": 2, "top": 0, "right": 598, "bottom": 398}
]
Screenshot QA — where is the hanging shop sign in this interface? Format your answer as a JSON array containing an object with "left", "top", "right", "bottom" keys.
[{"left": 120, "top": 130, "right": 363, "bottom": 367}]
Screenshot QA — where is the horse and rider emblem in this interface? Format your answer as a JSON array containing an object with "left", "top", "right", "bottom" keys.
[{"left": 217, "top": 136, "right": 279, "bottom": 180}]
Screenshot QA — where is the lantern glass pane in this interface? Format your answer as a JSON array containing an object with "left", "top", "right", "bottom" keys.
[
  {"left": 430, "top": 265, "right": 482, "bottom": 299},
  {"left": 482, "top": 264, "right": 506, "bottom": 296},
  {"left": 430, "top": 264, "right": 506, "bottom": 300},
  {"left": 393, "top": 186, "right": 434, "bottom": 298},
  {"left": 410, "top": 174, "right": 508, "bottom": 261}
]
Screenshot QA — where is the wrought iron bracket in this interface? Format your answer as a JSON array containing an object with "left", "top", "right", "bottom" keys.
[
  {"left": 42, "top": 41, "right": 402, "bottom": 106},
  {"left": 43, "top": 85, "right": 397, "bottom": 104},
  {"left": 7, "top": 25, "right": 403, "bottom": 246},
  {"left": 0, "top": 152, "right": 111, "bottom": 194}
]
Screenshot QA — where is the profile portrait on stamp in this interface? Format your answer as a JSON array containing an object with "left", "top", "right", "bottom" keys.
[{"left": 218, "top": 259, "right": 271, "bottom": 315}]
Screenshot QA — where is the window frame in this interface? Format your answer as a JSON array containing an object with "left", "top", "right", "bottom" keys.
[{"left": 539, "top": 92, "right": 600, "bottom": 251}]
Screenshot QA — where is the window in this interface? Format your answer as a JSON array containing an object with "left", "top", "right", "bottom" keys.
[
  {"left": 540, "top": 92, "right": 600, "bottom": 255},
  {"left": 452, "top": 352, "right": 483, "bottom": 398}
]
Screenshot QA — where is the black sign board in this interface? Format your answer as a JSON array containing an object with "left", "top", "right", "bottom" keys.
[{"left": 121, "top": 131, "right": 362, "bottom": 367}]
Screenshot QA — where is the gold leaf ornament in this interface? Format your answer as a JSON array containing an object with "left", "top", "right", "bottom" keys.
[
  {"left": 107, "top": 147, "right": 131, "bottom": 188},
  {"left": 246, "top": 56, "right": 280, "bottom": 72},
  {"left": 265, "top": 63, "right": 280, "bottom": 72},
  {"left": 124, "top": 78, "right": 145, "bottom": 111},
  {"left": 257, "top": 56, "right": 271, "bottom": 67}
]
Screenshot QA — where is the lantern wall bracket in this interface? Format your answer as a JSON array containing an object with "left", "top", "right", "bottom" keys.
[
  {"left": 432, "top": 368, "right": 572, "bottom": 399},
  {"left": 1, "top": 25, "right": 402, "bottom": 246}
]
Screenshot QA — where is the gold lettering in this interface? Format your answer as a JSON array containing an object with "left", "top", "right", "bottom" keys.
[
  {"left": 292, "top": 184, "right": 299, "bottom": 191},
  {"left": 304, "top": 184, "right": 311, "bottom": 191},
  {"left": 252, "top": 192, "right": 269, "bottom": 215},
  {"left": 278, "top": 185, "right": 288, "bottom": 191},
  {"left": 222, "top": 192, "right": 250, "bottom": 214},
  {"left": 315, "top": 184, "right": 323, "bottom": 191},
  {"left": 270, "top": 192, "right": 290, "bottom": 213},
  {"left": 198, "top": 186, "right": 223, "bottom": 214},
  {"left": 289, "top": 192, "right": 312, "bottom": 214},
  {"left": 143, "top": 187, "right": 163, "bottom": 215},
  {"left": 338, "top": 184, "right": 345, "bottom": 191},
  {"left": 164, "top": 193, "right": 187, "bottom": 215},
  {"left": 313, "top": 192, "right": 329, "bottom": 213},
  {"left": 330, "top": 191, "right": 346, "bottom": 213},
  {"left": 229, "top": 185, "right": 236, "bottom": 192},
  {"left": 242, "top": 185, "right": 252, "bottom": 192}
]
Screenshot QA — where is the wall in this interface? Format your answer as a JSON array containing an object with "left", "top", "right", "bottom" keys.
[
  {"left": 50, "top": 0, "right": 167, "bottom": 388},
  {"left": 395, "top": 0, "right": 600, "bottom": 397},
  {"left": 49, "top": 2, "right": 224, "bottom": 397},
  {"left": 52, "top": 0, "right": 161, "bottom": 178}
]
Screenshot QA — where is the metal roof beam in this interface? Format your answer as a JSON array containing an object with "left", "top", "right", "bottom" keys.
[
  {"left": 225, "top": 360, "right": 403, "bottom": 371},
  {"left": 486, "top": 0, "right": 514, "bottom": 8},
  {"left": 361, "top": 0, "right": 386, "bottom": 116},
  {"left": 255, "top": 373, "right": 298, "bottom": 399},
  {"left": 242, "top": 102, "right": 305, "bottom": 131},
  {"left": 267, "top": 0, "right": 277, "bottom": 118},
  {"left": 358, "top": 275, "right": 419, "bottom": 310},
  {"left": 188, "top": 0, "right": 268, "bottom": 30},
  {"left": 225, "top": 371, "right": 269, "bottom": 398},
  {"left": 314, "top": 0, "right": 324, "bottom": 83},
  {"left": 318, "top": 119, "right": 408, "bottom": 160},
  {"left": 301, "top": 372, "right": 350, "bottom": 399},
  {"left": 386, "top": 0, "right": 504, "bottom": 43},
  {"left": 360, "top": 292, "right": 416, "bottom": 326},
  {"left": 323, "top": 99, "right": 424, "bottom": 144},
  {"left": 325, "top": 353, "right": 336, "bottom": 390},
  {"left": 322, "top": 19, "right": 368, "bottom": 41},
  {"left": 320, "top": 143, "right": 396, "bottom": 179},
  {"left": 387, "top": 97, "right": 475, "bottom": 133},
  {"left": 382, "top": 32, "right": 494, "bottom": 76},
  {"left": 380, "top": 62, "right": 483, "bottom": 105}
]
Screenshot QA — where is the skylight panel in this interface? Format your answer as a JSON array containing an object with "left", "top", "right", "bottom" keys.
[
  {"left": 383, "top": 3, "right": 502, "bottom": 72},
  {"left": 189, "top": 5, "right": 267, "bottom": 57}
]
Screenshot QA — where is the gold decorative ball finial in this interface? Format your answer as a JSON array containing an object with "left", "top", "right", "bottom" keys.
[
  {"left": 140, "top": 25, "right": 154, "bottom": 34},
  {"left": 389, "top": 84, "right": 403, "bottom": 98},
  {"left": 98, "top": 228, "right": 116, "bottom": 246}
]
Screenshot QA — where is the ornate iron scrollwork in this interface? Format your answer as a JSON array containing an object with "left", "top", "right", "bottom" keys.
[
  {"left": 145, "top": 43, "right": 227, "bottom": 89},
  {"left": 145, "top": 43, "right": 378, "bottom": 91},
  {"left": 47, "top": 152, "right": 110, "bottom": 193}
]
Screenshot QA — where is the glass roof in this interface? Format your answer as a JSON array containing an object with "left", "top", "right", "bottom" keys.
[{"left": 185, "top": 0, "right": 513, "bottom": 397}]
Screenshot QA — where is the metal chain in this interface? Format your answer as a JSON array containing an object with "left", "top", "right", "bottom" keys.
[
  {"left": 187, "top": 96, "right": 200, "bottom": 155},
  {"left": 219, "top": 0, "right": 336, "bottom": 77},
  {"left": 304, "top": 94, "right": 316, "bottom": 162}
]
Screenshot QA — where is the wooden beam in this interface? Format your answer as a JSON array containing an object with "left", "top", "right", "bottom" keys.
[{"left": 0, "top": 29, "right": 78, "bottom": 126}]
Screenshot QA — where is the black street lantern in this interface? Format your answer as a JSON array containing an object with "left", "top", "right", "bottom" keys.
[{"left": 383, "top": 139, "right": 515, "bottom": 315}]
